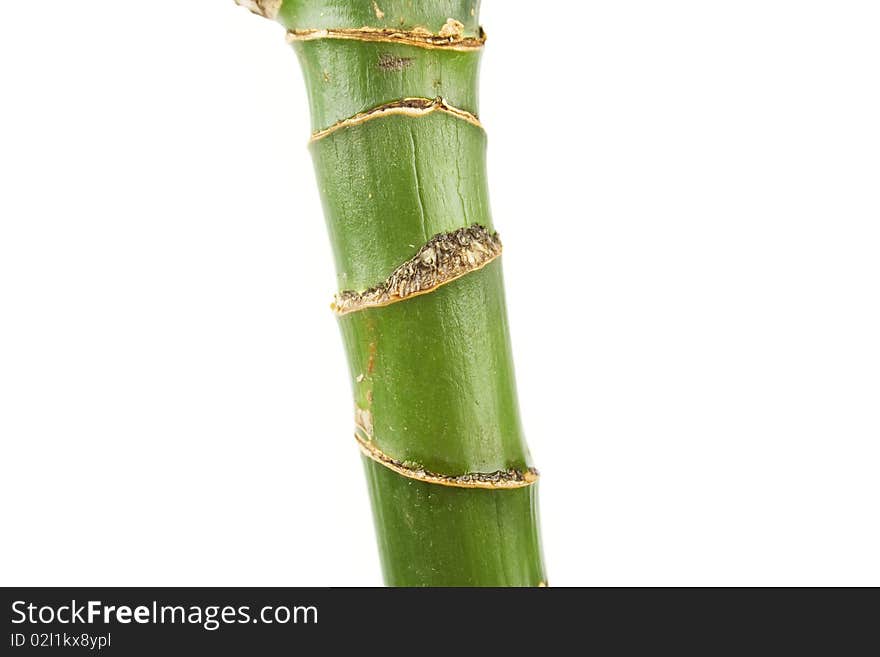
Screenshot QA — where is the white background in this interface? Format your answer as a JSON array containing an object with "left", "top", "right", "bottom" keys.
[{"left": 1, "top": 1, "right": 878, "bottom": 586}]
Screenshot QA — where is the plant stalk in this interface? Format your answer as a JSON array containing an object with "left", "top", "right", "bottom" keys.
[{"left": 237, "top": 0, "right": 546, "bottom": 586}]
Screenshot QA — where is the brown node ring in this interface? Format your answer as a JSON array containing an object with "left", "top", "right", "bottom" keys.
[
  {"left": 287, "top": 20, "right": 486, "bottom": 51},
  {"left": 333, "top": 225, "right": 502, "bottom": 315},
  {"left": 355, "top": 431, "right": 539, "bottom": 490},
  {"left": 310, "top": 97, "right": 482, "bottom": 142}
]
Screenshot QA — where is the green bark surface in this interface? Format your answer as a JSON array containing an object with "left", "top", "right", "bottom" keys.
[
  {"left": 296, "top": 40, "right": 480, "bottom": 132},
  {"left": 339, "top": 262, "right": 530, "bottom": 475},
  {"left": 244, "top": 0, "right": 546, "bottom": 586},
  {"left": 364, "top": 459, "right": 544, "bottom": 587},
  {"left": 309, "top": 112, "right": 490, "bottom": 290}
]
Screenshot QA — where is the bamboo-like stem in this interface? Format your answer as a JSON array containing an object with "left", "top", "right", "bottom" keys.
[{"left": 236, "top": 0, "right": 546, "bottom": 586}]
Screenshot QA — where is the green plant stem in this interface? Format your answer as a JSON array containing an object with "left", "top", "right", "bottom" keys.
[{"left": 237, "top": 0, "right": 546, "bottom": 586}]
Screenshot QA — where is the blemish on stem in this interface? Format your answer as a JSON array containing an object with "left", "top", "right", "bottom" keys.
[
  {"left": 355, "top": 406, "right": 374, "bottom": 438},
  {"left": 367, "top": 342, "right": 377, "bottom": 375},
  {"left": 438, "top": 18, "right": 464, "bottom": 39},
  {"left": 377, "top": 53, "right": 414, "bottom": 71}
]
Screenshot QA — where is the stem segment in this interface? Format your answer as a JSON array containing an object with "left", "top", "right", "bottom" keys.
[{"left": 237, "top": 0, "right": 546, "bottom": 586}]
